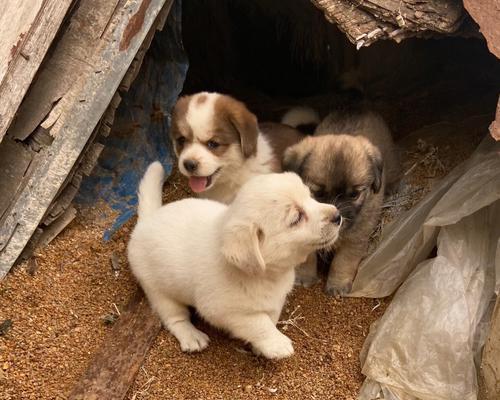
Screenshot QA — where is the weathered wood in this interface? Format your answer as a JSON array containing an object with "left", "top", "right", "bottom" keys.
[
  {"left": 43, "top": 173, "right": 82, "bottom": 225},
  {"left": 358, "top": 0, "right": 464, "bottom": 33},
  {"left": 68, "top": 290, "right": 162, "bottom": 400},
  {"left": 79, "top": 143, "right": 105, "bottom": 176},
  {"left": 0, "top": 138, "right": 33, "bottom": 251},
  {"left": 311, "top": 0, "right": 468, "bottom": 48},
  {"left": 0, "top": 1, "right": 43, "bottom": 85},
  {"left": 7, "top": 0, "right": 122, "bottom": 142},
  {"left": 480, "top": 295, "right": 500, "bottom": 400},
  {"left": 0, "top": 0, "right": 171, "bottom": 277},
  {"left": 311, "top": 0, "right": 396, "bottom": 47},
  {"left": 463, "top": 0, "right": 500, "bottom": 59},
  {"left": 491, "top": 98, "right": 500, "bottom": 141},
  {"left": 0, "top": 138, "right": 32, "bottom": 218},
  {"left": 37, "top": 206, "right": 77, "bottom": 248},
  {"left": 0, "top": 0, "right": 74, "bottom": 143}
]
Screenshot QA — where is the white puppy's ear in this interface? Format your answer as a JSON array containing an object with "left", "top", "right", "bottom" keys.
[{"left": 221, "top": 221, "right": 266, "bottom": 274}]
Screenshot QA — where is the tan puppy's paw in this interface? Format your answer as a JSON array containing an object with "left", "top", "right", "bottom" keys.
[
  {"left": 252, "top": 332, "right": 294, "bottom": 359},
  {"left": 325, "top": 277, "right": 353, "bottom": 297},
  {"left": 295, "top": 252, "right": 319, "bottom": 288},
  {"left": 295, "top": 272, "right": 320, "bottom": 288}
]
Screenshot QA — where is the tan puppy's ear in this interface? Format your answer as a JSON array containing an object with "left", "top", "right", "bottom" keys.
[
  {"left": 221, "top": 221, "right": 265, "bottom": 275},
  {"left": 282, "top": 139, "right": 313, "bottom": 176},
  {"left": 228, "top": 102, "right": 259, "bottom": 158},
  {"left": 368, "top": 148, "right": 384, "bottom": 194}
]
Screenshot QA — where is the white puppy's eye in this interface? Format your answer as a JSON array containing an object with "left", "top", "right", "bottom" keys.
[{"left": 290, "top": 209, "right": 305, "bottom": 227}]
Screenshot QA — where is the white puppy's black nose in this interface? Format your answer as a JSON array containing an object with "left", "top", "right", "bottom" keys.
[
  {"left": 331, "top": 210, "right": 342, "bottom": 225},
  {"left": 183, "top": 159, "right": 198, "bottom": 173}
]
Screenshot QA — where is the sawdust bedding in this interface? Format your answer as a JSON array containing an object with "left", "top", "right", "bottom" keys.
[{"left": 0, "top": 129, "right": 482, "bottom": 399}]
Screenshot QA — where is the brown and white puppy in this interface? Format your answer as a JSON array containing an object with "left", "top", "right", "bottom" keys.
[
  {"left": 283, "top": 110, "right": 400, "bottom": 296},
  {"left": 170, "top": 92, "right": 307, "bottom": 204}
]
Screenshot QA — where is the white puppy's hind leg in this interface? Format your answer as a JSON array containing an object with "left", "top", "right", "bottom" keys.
[
  {"left": 224, "top": 314, "right": 294, "bottom": 359},
  {"left": 147, "top": 291, "right": 209, "bottom": 352}
]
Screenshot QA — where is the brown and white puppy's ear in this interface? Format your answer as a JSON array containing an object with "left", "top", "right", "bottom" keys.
[
  {"left": 217, "top": 96, "right": 259, "bottom": 158},
  {"left": 221, "top": 221, "right": 266, "bottom": 275},
  {"left": 170, "top": 95, "right": 192, "bottom": 157},
  {"left": 282, "top": 138, "right": 314, "bottom": 176},
  {"left": 368, "top": 147, "right": 384, "bottom": 194}
]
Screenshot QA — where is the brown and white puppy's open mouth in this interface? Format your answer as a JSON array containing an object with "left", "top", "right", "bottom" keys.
[
  {"left": 170, "top": 92, "right": 307, "bottom": 204},
  {"left": 187, "top": 167, "right": 221, "bottom": 193},
  {"left": 283, "top": 110, "right": 401, "bottom": 296}
]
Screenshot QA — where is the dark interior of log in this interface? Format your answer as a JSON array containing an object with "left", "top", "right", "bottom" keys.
[{"left": 181, "top": 0, "right": 500, "bottom": 139}]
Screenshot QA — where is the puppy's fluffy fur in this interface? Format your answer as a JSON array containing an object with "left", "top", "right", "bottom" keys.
[
  {"left": 284, "top": 110, "right": 400, "bottom": 296},
  {"left": 170, "top": 92, "right": 306, "bottom": 204},
  {"left": 128, "top": 162, "right": 341, "bottom": 358}
]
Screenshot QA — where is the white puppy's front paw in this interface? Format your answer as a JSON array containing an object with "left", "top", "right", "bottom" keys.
[
  {"left": 178, "top": 328, "right": 210, "bottom": 353},
  {"left": 252, "top": 332, "right": 294, "bottom": 360}
]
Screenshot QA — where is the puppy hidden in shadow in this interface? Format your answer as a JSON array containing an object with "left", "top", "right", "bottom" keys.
[
  {"left": 128, "top": 162, "right": 341, "bottom": 358},
  {"left": 283, "top": 109, "right": 401, "bottom": 296}
]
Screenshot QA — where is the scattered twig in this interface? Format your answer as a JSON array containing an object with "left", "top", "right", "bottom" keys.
[
  {"left": 372, "top": 299, "right": 381, "bottom": 312},
  {"left": 130, "top": 367, "right": 156, "bottom": 400},
  {"left": 403, "top": 150, "right": 435, "bottom": 177},
  {"left": 112, "top": 303, "right": 121, "bottom": 316},
  {"left": 277, "top": 305, "right": 311, "bottom": 338}
]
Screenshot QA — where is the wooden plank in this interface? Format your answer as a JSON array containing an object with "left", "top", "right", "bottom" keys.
[
  {"left": 310, "top": 0, "right": 402, "bottom": 47},
  {"left": 0, "top": 0, "right": 171, "bottom": 277},
  {"left": 0, "top": 0, "right": 43, "bottom": 82},
  {"left": 311, "top": 0, "right": 470, "bottom": 48},
  {"left": 0, "top": 0, "right": 74, "bottom": 143},
  {"left": 37, "top": 206, "right": 77, "bottom": 248},
  {"left": 358, "top": 0, "right": 464, "bottom": 33},
  {"left": 0, "top": 138, "right": 32, "bottom": 219},
  {"left": 464, "top": 0, "right": 500, "bottom": 59},
  {"left": 491, "top": 98, "right": 500, "bottom": 141},
  {"left": 480, "top": 295, "right": 500, "bottom": 400},
  {"left": 7, "top": 0, "right": 123, "bottom": 142},
  {"left": 68, "top": 290, "right": 162, "bottom": 400}
]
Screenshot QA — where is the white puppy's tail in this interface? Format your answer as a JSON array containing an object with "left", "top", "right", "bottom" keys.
[
  {"left": 281, "top": 106, "right": 320, "bottom": 128},
  {"left": 137, "top": 161, "right": 165, "bottom": 220}
]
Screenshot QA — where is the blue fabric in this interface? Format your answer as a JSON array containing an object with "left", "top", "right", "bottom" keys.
[{"left": 76, "top": 0, "right": 187, "bottom": 240}]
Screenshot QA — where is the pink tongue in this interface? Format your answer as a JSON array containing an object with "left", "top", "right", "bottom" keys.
[{"left": 189, "top": 176, "right": 208, "bottom": 193}]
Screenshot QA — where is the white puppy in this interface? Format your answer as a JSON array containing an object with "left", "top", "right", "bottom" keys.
[{"left": 128, "top": 162, "right": 341, "bottom": 359}]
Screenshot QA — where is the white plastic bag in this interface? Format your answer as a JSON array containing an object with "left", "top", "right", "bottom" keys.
[{"left": 354, "top": 136, "right": 500, "bottom": 400}]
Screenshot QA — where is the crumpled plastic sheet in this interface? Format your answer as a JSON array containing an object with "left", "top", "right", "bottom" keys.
[{"left": 352, "top": 136, "right": 500, "bottom": 400}]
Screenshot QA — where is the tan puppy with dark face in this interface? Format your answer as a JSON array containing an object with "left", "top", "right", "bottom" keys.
[
  {"left": 170, "top": 92, "right": 310, "bottom": 204},
  {"left": 283, "top": 110, "right": 400, "bottom": 296}
]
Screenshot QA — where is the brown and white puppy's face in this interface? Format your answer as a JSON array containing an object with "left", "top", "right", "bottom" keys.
[
  {"left": 170, "top": 92, "right": 259, "bottom": 194},
  {"left": 283, "top": 135, "right": 383, "bottom": 233},
  {"left": 221, "top": 173, "right": 342, "bottom": 275}
]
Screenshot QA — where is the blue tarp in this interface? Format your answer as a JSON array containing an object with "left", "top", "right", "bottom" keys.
[{"left": 76, "top": 0, "right": 187, "bottom": 240}]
